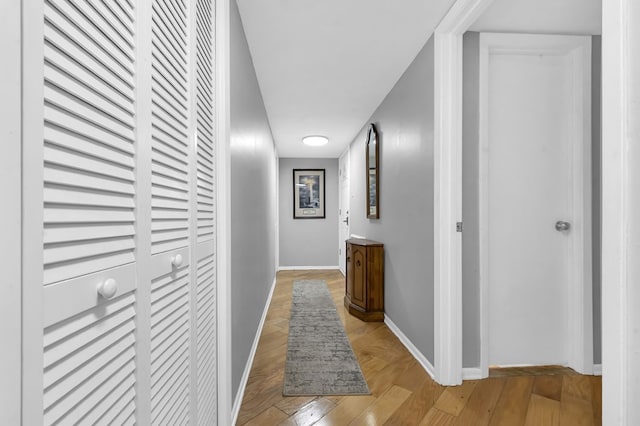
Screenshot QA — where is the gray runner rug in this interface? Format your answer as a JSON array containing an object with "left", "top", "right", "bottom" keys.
[{"left": 283, "top": 280, "right": 370, "bottom": 396}]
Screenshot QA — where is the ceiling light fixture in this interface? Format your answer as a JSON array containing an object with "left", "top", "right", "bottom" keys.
[{"left": 302, "top": 135, "right": 328, "bottom": 146}]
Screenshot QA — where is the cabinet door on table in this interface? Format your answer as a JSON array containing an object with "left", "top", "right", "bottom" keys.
[
  {"left": 346, "top": 242, "right": 353, "bottom": 300},
  {"left": 351, "top": 245, "right": 367, "bottom": 309}
]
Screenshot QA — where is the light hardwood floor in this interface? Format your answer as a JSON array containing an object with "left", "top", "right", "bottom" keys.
[{"left": 236, "top": 270, "right": 602, "bottom": 425}]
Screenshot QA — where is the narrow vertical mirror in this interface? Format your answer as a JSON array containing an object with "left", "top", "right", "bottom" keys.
[{"left": 366, "top": 123, "right": 379, "bottom": 218}]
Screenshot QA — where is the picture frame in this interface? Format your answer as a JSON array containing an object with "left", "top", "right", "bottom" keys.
[
  {"left": 366, "top": 123, "right": 379, "bottom": 219},
  {"left": 293, "top": 169, "right": 326, "bottom": 219}
]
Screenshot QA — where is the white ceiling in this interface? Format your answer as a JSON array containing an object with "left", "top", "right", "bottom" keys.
[
  {"left": 236, "top": 0, "right": 457, "bottom": 158},
  {"left": 470, "top": 0, "right": 601, "bottom": 35},
  {"left": 236, "top": 0, "right": 601, "bottom": 159}
]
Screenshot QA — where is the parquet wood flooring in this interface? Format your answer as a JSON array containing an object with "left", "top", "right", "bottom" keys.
[
  {"left": 236, "top": 270, "right": 602, "bottom": 425},
  {"left": 489, "top": 365, "right": 577, "bottom": 378}
]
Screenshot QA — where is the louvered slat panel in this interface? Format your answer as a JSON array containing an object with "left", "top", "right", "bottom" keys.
[
  {"left": 195, "top": 0, "right": 217, "bottom": 422},
  {"left": 46, "top": 0, "right": 134, "bottom": 77},
  {"left": 43, "top": 292, "right": 137, "bottom": 425},
  {"left": 196, "top": 243, "right": 217, "bottom": 425},
  {"left": 44, "top": 206, "right": 135, "bottom": 224},
  {"left": 44, "top": 1, "right": 134, "bottom": 93},
  {"left": 150, "top": 267, "right": 190, "bottom": 425},
  {"left": 43, "top": 0, "right": 136, "bottom": 285},
  {"left": 82, "top": 0, "right": 135, "bottom": 49},
  {"left": 195, "top": 0, "right": 215, "bottom": 245},
  {"left": 151, "top": 0, "right": 190, "bottom": 255}
]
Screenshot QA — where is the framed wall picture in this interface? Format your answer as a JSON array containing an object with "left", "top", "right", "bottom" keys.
[{"left": 293, "top": 169, "right": 325, "bottom": 219}]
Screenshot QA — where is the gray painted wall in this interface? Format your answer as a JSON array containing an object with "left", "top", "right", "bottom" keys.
[
  {"left": 460, "top": 33, "right": 603, "bottom": 368},
  {"left": 279, "top": 158, "right": 339, "bottom": 267},
  {"left": 347, "top": 37, "right": 436, "bottom": 362},
  {"left": 462, "top": 32, "right": 481, "bottom": 368},
  {"left": 230, "top": 0, "right": 277, "bottom": 399},
  {"left": 592, "top": 36, "right": 602, "bottom": 365},
  {"left": 344, "top": 32, "right": 601, "bottom": 370}
]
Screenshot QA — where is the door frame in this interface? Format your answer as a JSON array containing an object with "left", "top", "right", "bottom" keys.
[
  {"left": 338, "top": 148, "right": 351, "bottom": 275},
  {"left": 433, "top": 0, "right": 495, "bottom": 386},
  {"left": 1, "top": 0, "right": 22, "bottom": 423},
  {"left": 478, "top": 33, "right": 593, "bottom": 377},
  {"left": 216, "top": 0, "right": 233, "bottom": 422},
  {"left": 21, "top": 0, "right": 46, "bottom": 423},
  {"left": 601, "top": 0, "right": 640, "bottom": 423}
]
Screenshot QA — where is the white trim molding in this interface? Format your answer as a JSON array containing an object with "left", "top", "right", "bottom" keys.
[
  {"left": 462, "top": 368, "right": 482, "bottom": 380},
  {"left": 21, "top": 0, "right": 46, "bottom": 423},
  {"left": 601, "top": 0, "right": 640, "bottom": 423},
  {"left": 216, "top": 0, "right": 232, "bottom": 423},
  {"left": 278, "top": 265, "right": 341, "bottom": 271},
  {"left": 275, "top": 154, "right": 280, "bottom": 273},
  {"left": 231, "top": 277, "right": 277, "bottom": 425},
  {"left": 0, "top": 0, "right": 22, "bottom": 423},
  {"left": 434, "top": 29, "right": 463, "bottom": 386},
  {"left": 593, "top": 364, "right": 602, "bottom": 376},
  {"left": 436, "top": 0, "right": 494, "bottom": 33},
  {"left": 433, "top": 0, "right": 495, "bottom": 387},
  {"left": 385, "top": 316, "right": 435, "bottom": 379}
]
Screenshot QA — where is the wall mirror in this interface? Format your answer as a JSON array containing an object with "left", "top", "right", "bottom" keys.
[{"left": 366, "top": 123, "right": 379, "bottom": 218}]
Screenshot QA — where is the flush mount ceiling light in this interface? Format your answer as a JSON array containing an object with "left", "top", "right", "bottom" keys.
[{"left": 302, "top": 135, "right": 328, "bottom": 146}]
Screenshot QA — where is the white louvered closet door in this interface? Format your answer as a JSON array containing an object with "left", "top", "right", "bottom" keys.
[
  {"left": 194, "top": 0, "right": 218, "bottom": 423},
  {"left": 40, "top": 0, "right": 138, "bottom": 424},
  {"left": 148, "top": 0, "right": 193, "bottom": 423},
  {"left": 22, "top": 0, "right": 218, "bottom": 424}
]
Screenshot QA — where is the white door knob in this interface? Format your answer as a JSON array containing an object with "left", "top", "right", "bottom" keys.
[
  {"left": 172, "top": 254, "right": 183, "bottom": 267},
  {"left": 97, "top": 278, "right": 118, "bottom": 299}
]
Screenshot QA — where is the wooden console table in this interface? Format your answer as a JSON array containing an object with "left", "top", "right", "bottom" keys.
[{"left": 344, "top": 238, "right": 384, "bottom": 322}]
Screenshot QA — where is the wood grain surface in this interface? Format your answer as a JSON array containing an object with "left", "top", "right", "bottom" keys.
[{"left": 236, "top": 270, "right": 601, "bottom": 425}]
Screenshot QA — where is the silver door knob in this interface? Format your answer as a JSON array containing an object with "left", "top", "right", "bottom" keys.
[{"left": 555, "top": 221, "right": 571, "bottom": 231}]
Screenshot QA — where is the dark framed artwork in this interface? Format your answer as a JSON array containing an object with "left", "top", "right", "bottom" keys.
[{"left": 293, "top": 169, "right": 325, "bottom": 219}]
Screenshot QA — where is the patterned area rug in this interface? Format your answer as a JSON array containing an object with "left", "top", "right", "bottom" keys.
[{"left": 283, "top": 280, "right": 370, "bottom": 396}]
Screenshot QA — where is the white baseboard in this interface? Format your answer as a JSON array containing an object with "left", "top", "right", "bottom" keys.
[
  {"left": 278, "top": 265, "right": 340, "bottom": 271},
  {"left": 384, "top": 315, "right": 435, "bottom": 379},
  {"left": 462, "top": 368, "right": 483, "bottom": 380},
  {"left": 231, "top": 276, "right": 277, "bottom": 425},
  {"left": 593, "top": 364, "right": 602, "bottom": 376}
]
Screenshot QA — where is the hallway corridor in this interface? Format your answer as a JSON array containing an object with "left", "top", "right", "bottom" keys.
[{"left": 236, "top": 270, "right": 602, "bottom": 425}]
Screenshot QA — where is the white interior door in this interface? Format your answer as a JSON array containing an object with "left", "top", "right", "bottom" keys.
[
  {"left": 338, "top": 149, "right": 350, "bottom": 274},
  {"left": 480, "top": 33, "right": 592, "bottom": 371}
]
